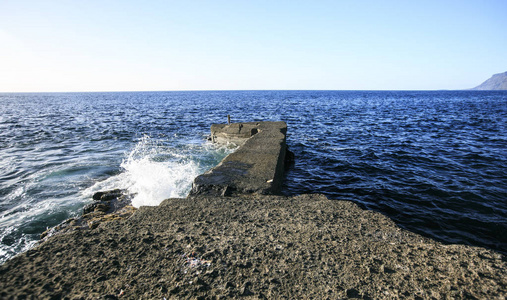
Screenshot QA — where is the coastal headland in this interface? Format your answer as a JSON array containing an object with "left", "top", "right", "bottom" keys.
[{"left": 1, "top": 122, "right": 505, "bottom": 299}]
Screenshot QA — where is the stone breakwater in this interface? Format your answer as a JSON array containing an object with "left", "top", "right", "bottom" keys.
[
  {"left": 191, "top": 121, "right": 293, "bottom": 196},
  {"left": 0, "top": 122, "right": 506, "bottom": 299}
]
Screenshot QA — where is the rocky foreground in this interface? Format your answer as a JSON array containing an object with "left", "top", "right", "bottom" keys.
[{"left": 1, "top": 194, "right": 505, "bottom": 299}]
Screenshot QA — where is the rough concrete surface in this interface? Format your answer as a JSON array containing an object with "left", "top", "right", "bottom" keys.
[
  {"left": 1, "top": 194, "right": 505, "bottom": 299},
  {"left": 210, "top": 123, "right": 260, "bottom": 146},
  {"left": 191, "top": 122, "right": 288, "bottom": 196}
]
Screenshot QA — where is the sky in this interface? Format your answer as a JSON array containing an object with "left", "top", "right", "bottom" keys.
[{"left": 1, "top": 0, "right": 506, "bottom": 92}]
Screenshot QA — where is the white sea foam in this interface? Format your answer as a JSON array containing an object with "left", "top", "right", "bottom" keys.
[
  {"left": 0, "top": 195, "right": 82, "bottom": 264},
  {"left": 84, "top": 135, "right": 211, "bottom": 208},
  {"left": 0, "top": 227, "right": 38, "bottom": 263}
]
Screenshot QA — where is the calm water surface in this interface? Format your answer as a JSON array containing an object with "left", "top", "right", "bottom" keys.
[{"left": 0, "top": 90, "right": 506, "bottom": 263}]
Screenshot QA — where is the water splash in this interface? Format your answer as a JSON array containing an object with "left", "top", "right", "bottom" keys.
[
  {"left": 84, "top": 135, "right": 233, "bottom": 208},
  {"left": 120, "top": 136, "right": 201, "bottom": 207}
]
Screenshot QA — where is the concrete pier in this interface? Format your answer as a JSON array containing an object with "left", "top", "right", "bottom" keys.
[{"left": 191, "top": 121, "right": 290, "bottom": 196}]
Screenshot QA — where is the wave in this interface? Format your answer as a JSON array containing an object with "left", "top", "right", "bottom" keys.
[
  {"left": 83, "top": 135, "right": 233, "bottom": 208},
  {"left": 121, "top": 136, "right": 201, "bottom": 207}
]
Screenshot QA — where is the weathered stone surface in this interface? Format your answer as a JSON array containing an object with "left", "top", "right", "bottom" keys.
[
  {"left": 41, "top": 189, "right": 136, "bottom": 240},
  {"left": 210, "top": 122, "right": 260, "bottom": 146},
  {"left": 1, "top": 194, "right": 505, "bottom": 299},
  {"left": 191, "top": 121, "right": 288, "bottom": 196}
]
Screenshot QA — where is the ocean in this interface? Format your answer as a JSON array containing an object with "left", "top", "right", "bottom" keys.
[{"left": 0, "top": 90, "right": 506, "bottom": 263}]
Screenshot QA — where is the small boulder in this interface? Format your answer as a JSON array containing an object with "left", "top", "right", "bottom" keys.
[
  {"left": 83, "top": 202, "right": 110, "bottom": 214},
  {"left": 92, "top": 189, "right": 125, "bottom": 201}
]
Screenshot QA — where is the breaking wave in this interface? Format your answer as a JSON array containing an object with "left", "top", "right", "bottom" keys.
[{"left": 84, "top": 135, "right": 233, "bottom": 208}]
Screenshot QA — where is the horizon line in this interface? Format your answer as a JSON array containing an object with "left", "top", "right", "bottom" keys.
[{"left": 1, "top": 88, "right": 492, "bottom": 94}]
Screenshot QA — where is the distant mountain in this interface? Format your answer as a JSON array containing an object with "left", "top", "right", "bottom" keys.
[{"left": 472, "top": 71, "right": 507, "bottom": 90}]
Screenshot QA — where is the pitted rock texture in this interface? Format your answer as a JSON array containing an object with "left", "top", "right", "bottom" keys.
[{"left": 1, "top": 194, "right": 505, "bottom": 299}]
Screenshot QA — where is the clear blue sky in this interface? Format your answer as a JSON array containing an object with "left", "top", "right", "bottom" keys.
[{"left": 1, "top": 0, "right": 506, "bottom": 92}]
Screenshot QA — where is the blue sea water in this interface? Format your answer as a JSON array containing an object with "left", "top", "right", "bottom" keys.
[{"left": 0, "top": 90, "right": 506, "bottom": 263}]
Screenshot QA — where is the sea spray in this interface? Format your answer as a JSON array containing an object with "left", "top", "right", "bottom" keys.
[
  {"left": 85, "top": 135, "right": 235, "bottom": 208},
  {"left": 0, "top": 131, "right": 231, "bottom": 263},
  {"left": 121, "top": 136, "right": 200, "bottom": 207}
]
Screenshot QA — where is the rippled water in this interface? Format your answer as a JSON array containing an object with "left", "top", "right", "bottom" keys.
[{"left": 0, "top": 90, "right": 506, "bottom": 263}]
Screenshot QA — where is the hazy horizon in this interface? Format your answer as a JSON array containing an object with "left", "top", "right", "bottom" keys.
[{"left": 1, "top": 0, "right": 506, "bottom": 93}]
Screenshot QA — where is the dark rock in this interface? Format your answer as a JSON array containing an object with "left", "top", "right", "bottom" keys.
[
  {"left": 92, "top": 192, "right": 104, "bottom": 201},
  {"left": 83, "top": 202, "right": 110, "bottom": 214},
  {"left": 92, "top": 189, "right": 125, "bottom": 201},
  {"left": 346, "top": 288, "right": 360, "bottom": 298}
]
